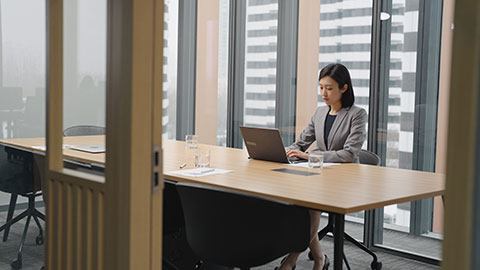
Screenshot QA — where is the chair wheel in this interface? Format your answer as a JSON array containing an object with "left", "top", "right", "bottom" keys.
[
  {"left": 11, "top": 259, "right": 22, "bottom": 269},
  {"left": 307, "top": 250, "right": 314, "bottom": 260},
  {"left": 36, "top": 235, "right": 44, "bottom": 245},
  {"left": 371, "top": 261, "right": 382, "bottom": 269}
]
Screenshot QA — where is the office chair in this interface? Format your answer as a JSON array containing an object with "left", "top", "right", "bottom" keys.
[
  {"left": 0, "top": 145, "right": 45, "bottom": 269},
  {"left": 308, "top": 149, "right": 383, "bottom": 270},
  {"left": 63, "top": 125, "right": 105, "bottom": 136},
  {"left": 358, "top": 149, "right": 381, "bottom": 166},
  {"left": 163, "top": 180, "right": 200, "bottom": 270},
  {"left": 176, "top": 182, "right": 310, "bottom": 270}
]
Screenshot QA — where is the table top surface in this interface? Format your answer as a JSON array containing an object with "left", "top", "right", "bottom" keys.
[{"left": 0, "top": 135, "right": 445, "bottom": 214}]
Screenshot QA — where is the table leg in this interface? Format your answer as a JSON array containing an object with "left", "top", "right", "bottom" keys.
[{"left": 333, "top": 213, "right": 345, "bottom": 270}]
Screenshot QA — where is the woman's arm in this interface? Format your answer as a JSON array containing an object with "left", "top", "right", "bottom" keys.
[
  {"left": 287, "top": 111, "right": 317, "bottom": 152},
  {"left": 323, "top": 108, "right": 367, "bottom": 163}
]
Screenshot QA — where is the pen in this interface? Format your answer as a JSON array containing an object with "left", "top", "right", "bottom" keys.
[{"left": 179, "top": 163, "right": 187, "bottom": 169}]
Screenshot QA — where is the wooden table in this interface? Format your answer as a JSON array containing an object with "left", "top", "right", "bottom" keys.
[{"left": 0, "top": 136, "right": 445, "bottom": 269}]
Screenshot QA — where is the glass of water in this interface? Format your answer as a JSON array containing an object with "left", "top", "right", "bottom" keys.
[
  {"left": 308, "top": 151, "right": 324, "bottom": 168},
  {"left": 195, "top": 149, "right": 210, "bottom": 168},
  {"left": 185, "top": 135, "right": 198, "bottom": 149}
]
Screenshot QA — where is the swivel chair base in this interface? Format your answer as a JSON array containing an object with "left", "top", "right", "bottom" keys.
[
  {"left": 308, "top": 214, "right": 382, "bottom": 270},
  {"left": 0, "top": 193, "right": 45, "bottom": 270}
]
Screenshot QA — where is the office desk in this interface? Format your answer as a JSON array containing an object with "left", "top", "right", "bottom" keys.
[{"left": 0, "top": 136, "right": 445, "bottom": 270}]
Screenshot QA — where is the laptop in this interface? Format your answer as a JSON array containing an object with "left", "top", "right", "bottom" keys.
[
  {"left": 239, "top": 126, "right": 305, "bottom": 164},
  {"left": 69, "top": 145, "right": 106, "bottom": 153}
]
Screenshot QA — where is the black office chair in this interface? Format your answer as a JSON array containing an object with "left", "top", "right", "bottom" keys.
[
  {"left": 358, "top": 149, "right": 381, "bottom": 166},
  {"left": 63, "top": 125, "right": 105, "bottom": 136},
  {"left": 308, "top": 149, "right": 383, "bottom": 269},
  {"left": 0, "top": 145, "right": 45, "bottom": 269},
  {"left": 163, "top": 180, "right": 200, "bottom": 270},
  {"left": 176, "top": 182, "right": 311, "bottom": 270}
]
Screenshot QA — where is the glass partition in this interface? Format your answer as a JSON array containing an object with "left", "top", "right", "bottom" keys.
[{"left": 63, "top": 0, "right": 106, "bottom": 130}]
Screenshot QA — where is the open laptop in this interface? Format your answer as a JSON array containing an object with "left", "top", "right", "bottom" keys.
[{"left": 239, "top": 126, "right": 305, "bottom": 164}]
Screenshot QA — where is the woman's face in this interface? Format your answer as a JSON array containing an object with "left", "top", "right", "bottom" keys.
[{"left": 319, "top": 76, "right": 347, "bottom": 107}]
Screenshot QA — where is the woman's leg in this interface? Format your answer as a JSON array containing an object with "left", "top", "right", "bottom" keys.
[
  {"left": 309, "top": 210, "right": 325, "bottom": 270},
  {"left": 279, "top": 210, "right": 325, "bottom": 270}
]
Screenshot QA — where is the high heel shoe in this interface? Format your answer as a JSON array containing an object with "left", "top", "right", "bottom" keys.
[
  {"left": 322, "top": 255, "right": 330, "bottom": 270},
  {"left": 274, "top": 256, "right": 296, "bottom": 270}
]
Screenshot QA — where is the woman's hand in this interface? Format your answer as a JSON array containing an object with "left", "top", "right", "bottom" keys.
[{"left": 285, "top": 149, "right": 309, "bottom": 160}]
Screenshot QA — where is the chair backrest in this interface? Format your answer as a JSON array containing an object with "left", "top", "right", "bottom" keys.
[
  {"left": 176, "top": 182, "right": 310, "bottom": 269},
  {"left": 63, "top": 125, "right": 106, "bottom": 136},
  {"left": 0, "top": 145, "right": 37, "bottom": 195},
  {"left": 358, "top": 149, "right": 381, "bottom": 166}
]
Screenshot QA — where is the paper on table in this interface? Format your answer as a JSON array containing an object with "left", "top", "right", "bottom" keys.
[
  {"left": 288, "top": 162, "right": 342, "bottom": 168},
  {"left": 31, "top": 144, "right": 75, "bottom": 151},
  {"left": 168, "top": 168, "right": 232, "bottom": 177}
]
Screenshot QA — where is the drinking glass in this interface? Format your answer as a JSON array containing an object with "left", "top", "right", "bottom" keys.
[
  {"left": 308, "top": 152, "right": 324, "bottom": 168},
  {"left": 195, "top": 149, "right": 210, "bottom": 167},
  {"left": 185, "top": 135, "right": 198, "bottom": 149}
]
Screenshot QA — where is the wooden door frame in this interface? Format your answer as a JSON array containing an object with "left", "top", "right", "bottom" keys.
[{"left": 46, "top": 0, "right": 164, "bottom": 269}]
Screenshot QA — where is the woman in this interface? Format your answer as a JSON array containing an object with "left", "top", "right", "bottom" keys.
[{"left": 277, "top": 63, "right": 367, "bottom": 270}]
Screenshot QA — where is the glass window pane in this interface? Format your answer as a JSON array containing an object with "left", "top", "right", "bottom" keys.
[
  {"left": 318, "top": 0, "right": 373, "bottom": 241},
  {"left": 243, "top": 0, "right": 278, "bottom": 130},
  {"left": 0, "top": 1, "right": 46, "bottom": 266},
  {"left": 163, "top": 0, "right": 178, "bottom": 139},
  {"left": 0, "top": 0, "right": 46, "bottom": 139},
  {"left": 379, "top": 0, "right": 442, "bottom": 259},
  {"left": 63, "top": 0, "right": 106, "bottom": 131}
]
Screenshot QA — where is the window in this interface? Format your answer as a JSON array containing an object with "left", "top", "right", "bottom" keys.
[
  {"left": 63, "top": 0, "right": 107, "bottom": 131},
  {"left": 318, "top": 0, "right": 374, "bottom": 241},
  {"left": 243, "top": 0, "right": 278, "bottom": 130},
  {"left": 0, "top": 0, "right": 46, "bottom": 208},
  {"left": 163, "top": 0, "right": 179, "bottom": 139},
  {"left": 217, "top": 0, "right": 229, "bottom": 146},
  {"left": 373, "top": 0, "right": 443, "bottom": 260}
]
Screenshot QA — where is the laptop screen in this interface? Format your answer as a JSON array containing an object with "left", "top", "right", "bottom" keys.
[{"left": 239, "top": 126, "right": 290, "bottom": 163}]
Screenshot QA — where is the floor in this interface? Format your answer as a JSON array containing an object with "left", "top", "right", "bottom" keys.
[{"left": 0, "top": 207, "right": 441, "bottom": 270}]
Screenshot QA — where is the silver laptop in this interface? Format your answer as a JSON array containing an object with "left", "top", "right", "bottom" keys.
[
  {"left": 239, "top": 126, "right": 304, "bottom": 164},
  {"left": 69, "top": 145, "right": 106, "bottom": 153}
]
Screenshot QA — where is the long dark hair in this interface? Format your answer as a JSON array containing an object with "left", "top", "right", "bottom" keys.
[{"left": 319, "top": 63, "right": 355, "bottom": 108}]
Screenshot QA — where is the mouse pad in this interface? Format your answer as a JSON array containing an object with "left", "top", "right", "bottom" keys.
[{"left": 271, "top": 168, "right": 319, "bottom": 176}]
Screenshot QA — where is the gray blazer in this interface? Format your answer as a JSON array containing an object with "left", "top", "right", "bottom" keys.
[{"left": 288, "top": 105, "right": 367, "bottom": 163}]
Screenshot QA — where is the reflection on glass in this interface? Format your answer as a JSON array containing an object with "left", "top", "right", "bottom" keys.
[
  {"left": 0, "top": 0, "right": 46, "bottom": 139},
  {"left": 63, "top": 0, "right": 106, "bottom": 130},
  {"left": 318, "top": 0, "right": 373, "bottom": 241},
  {"left": 243, "top": 0, "right": 278, "bottom": 131},
  {"left": 163, "top": 0, "right": 179, "bottom": 140}
]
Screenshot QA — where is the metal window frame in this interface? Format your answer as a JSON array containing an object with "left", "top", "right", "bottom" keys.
[
  {"left": 473, "top": 61, "right": 480, "bottom": 270},
  {"left": 366, "top": 0, "right": 444, "bottom": 264},
  {"left": 275, "top": 0, "right": 298, "bottom": 146},
  {"left": 366, "top": 0, "right": 391, "bottom": 248},
  {"left": 227, "top": 0, "right": 298, "bottom": 148},
  {"left": 226, "top": 0, "right": 246, "bottom": 148},
  {"left": 176, "top": 0, "right": 197, "bottom": 140},
  {"left": 410, "top": 0, "right": 443, "bottom": 236}
]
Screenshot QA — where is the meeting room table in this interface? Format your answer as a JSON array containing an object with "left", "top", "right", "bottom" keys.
[{"left": 0, "top": 135, "right": 445, "bottom": 270}]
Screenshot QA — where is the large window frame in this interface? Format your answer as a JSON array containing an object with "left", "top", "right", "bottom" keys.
[
  {"left": 224, "top": 0, "right": 445, "bottom": 265},
  {"left": 367, "top": 0, "right": 444, "bottom": 265}
]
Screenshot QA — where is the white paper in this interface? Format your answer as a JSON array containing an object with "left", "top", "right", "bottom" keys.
[
  {"left": 287, "top": 162, "right": 342, "bottom": 168},
  {"left": 31, "top": 144, "right": 76, "bottom": 151},
  {"left": 168, "top": 168, "right": 232, "bottom": 177}
]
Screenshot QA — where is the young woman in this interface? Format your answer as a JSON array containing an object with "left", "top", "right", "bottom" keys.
[{"left": 277, "top": 63, "right": 367, "bottom": 270}]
